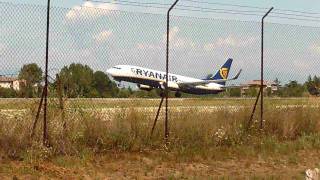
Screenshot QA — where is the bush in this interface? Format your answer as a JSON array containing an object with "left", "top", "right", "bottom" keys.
[{"left": 0, "top": 87, "right": 17, "bottom": 98}]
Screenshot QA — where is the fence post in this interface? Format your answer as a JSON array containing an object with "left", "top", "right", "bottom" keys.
[
  {"left": 165, "top": 0, "right": 179, "bottom": 142},
  {"left": 151, "top": 96, "right": 165, "bottom": 137},
  {"left": 43, "top": 0, "right": 51, "bottom": 147},
  {"left": 260, "top": 7, "right": 273, "bottom": 129},
  {"left": 31, "top": 87, "right": 45, "bottom": 138}
]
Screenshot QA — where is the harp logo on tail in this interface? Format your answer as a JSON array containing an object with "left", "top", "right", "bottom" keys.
[{"left": 220, "top": 68, "right": 229, "bottom": 80}]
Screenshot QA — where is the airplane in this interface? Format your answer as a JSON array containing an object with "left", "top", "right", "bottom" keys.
[{"left": 106, "top": 58, "right": 242, "bottom": 97}]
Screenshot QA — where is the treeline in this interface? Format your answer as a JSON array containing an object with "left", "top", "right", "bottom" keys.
[
  {"left": 0, "top": 63, "right": 161, "bottom": 98},
  {"left": 0, "top": 63, "right": 319, "bottom": 98},
  {"left": 225, "top": 77, "right": 320, "bottom": 97},
  {"left": 0, "top": 63, "right": 43, "bottom": 98}
]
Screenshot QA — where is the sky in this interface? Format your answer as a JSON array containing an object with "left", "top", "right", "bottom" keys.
[
  {"left": 1, "top": 0, "right": 320, "bottom": 84},
  {"left": 2, "top": 0, "right": 320, "bottom": 12},
  {"left": 2, "top": 0, "right": 320, "bottom": 20}
]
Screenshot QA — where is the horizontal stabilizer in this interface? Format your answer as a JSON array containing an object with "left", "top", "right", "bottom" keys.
[
  {"left": 204, "top": 69, "right": 242, "bottom": 83},
  {"left": 178, "top": 69, "right": 242, "bottom": 87}
]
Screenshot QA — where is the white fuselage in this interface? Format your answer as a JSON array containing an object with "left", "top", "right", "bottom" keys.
[{"left": 106, "top": 65, "right": 224, "bottom": 95}]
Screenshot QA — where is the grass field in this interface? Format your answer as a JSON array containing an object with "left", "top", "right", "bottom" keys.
[
  {"left": 0, "top": 97, "right": 319, "bottom": 179},
  {"left": 0, "top": 97, "right": 319, "bottom": 109}
]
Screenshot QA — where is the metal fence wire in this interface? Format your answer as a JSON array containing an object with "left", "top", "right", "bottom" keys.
[{"left": 0, "top": 2, "right": 320, "bottom": 141}]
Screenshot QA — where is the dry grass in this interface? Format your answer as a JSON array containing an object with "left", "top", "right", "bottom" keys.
[
  {"left": 0, "top": 98, "right": 320, "bottom": 178},
  {"left": 0, "top": 98, "right": 319, "bottom": 161}
]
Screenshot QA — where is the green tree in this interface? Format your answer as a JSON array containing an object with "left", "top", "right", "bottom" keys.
[
  {"left": 92, "top": 71, "right": 119, "bottom": 97},
  {"left": 92, "top": 71, "right": 110, "bottom": 97},
  {"left": 109, "top": 82, "right": 120, "bottom": 97},
  {"left": 305, "top": 75, "right": 314, "bottom": 89},
  {"left": 247, "top": 87, "right": 258, "bottom": 97},
  {"left": 117, "top": 88, "right": 131, "bottom": 98},
  {"left": 59, "top": 63, "right": 94, "bottom": 98},
  {"left": 266, "top": 87, "right": 272, "bottom": 97},
  {"left": 228, "top": 88, "right": 241, "bottom": 97},
  {"left": 0, "top": 87, "right": 17, "bottom": 98},
  {"left": 18, "top": 63, "right": 43, "bottom": 97},
  {"left": 304, "top": 75, "right": 320, "bottom": 88},
  {"left": 132, "top": 89, "right": 160, "bottom": 98},
  {"left": 272, "top": 78, "right": 281, "bottom": 97},
  {"left": 313, "top": 75, "right": 320, "bottom": 87},
  {"left": 305, "top": 75, "right": 320, "bottom": 96},
  {"left": 281, "top": 81, "right": 305, "bottom": 97}
]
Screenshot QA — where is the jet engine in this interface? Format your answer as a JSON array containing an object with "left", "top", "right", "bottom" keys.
[
  {"left": 167, "top": 81, "right": 179, "bottom": 90},
  {"left": 138, "top": 84, "right": 153, "bottom": 91}
]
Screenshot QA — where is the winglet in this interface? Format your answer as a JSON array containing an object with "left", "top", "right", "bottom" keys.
[{"left": 231, "top": 69, "right": 242, "bottom": 80}]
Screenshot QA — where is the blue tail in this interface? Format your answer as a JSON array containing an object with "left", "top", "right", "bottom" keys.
[{"left": 206, "top": 58, "right": 233, "bottom": 85}]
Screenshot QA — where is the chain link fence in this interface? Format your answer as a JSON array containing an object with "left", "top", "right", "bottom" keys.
[{"left": 0, "top": 2, "right": 320, "bottom": 139}]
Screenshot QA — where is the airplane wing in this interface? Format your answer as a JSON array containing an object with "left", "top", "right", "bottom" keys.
[
  {"left": 220, "top": 85, "right": 244, "bottom": 89},
  {"left": 178, "top": 69, "right": 242, "bottom": 87}
]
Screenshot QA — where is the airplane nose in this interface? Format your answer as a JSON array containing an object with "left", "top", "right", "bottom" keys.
[{"left": 106, "top": 68, "right": 114, "bottom": 76}]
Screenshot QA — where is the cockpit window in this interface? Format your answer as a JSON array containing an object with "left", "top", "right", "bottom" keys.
[{"left": 113, "top": 67, "right": 121, "bottom": 70}]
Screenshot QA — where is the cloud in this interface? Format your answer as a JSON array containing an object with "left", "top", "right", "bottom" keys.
[
  {"left": 0, "top": 43, "right": 6, "bottom": 55},
  {"left": 204, "top": 35, "right": 258, "bottom": 51},
  {"left": 204, "top": 43, "right": 215, "bottom": 51},
  {"left": 66, "top": 1, "right": 117, "bottom": 21},
  {"left": 94, "top": 30, "right": 113, "bottom": 43},
  {"left": 137, "top": 26, "right": 195, "bottom": 51},
  {"left": 163, "top": 26, "right": 179, "bottom": 42},
  {"left": 310, "top": 44, "right": 320, "bottom": 53},
  {"left": 173, "top": 37, "right": 195, "bottom": 49},
  {"left": 136, "top": 43, "right": 161, "bottom": 50},
  {"left": 292, "top": 59, "right": 311, "bottom": 71},
  {"left": 162, "top": 26, "right": 195, "bottom": 49}
]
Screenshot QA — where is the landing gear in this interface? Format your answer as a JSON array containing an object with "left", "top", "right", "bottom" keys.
[{"left": 175, "top": 91, "right": 182, "bottom": 98}]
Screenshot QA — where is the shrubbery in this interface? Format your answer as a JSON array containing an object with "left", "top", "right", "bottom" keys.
[
  {"left": 0, "top": 87, "right": 17, "bottom": 98},
  {"left": 2, "top": 63, "right": 319, "bottom": 98}
]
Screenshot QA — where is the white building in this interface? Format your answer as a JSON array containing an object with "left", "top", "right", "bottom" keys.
[
  {"left": 240, "top": 80, "right": 279, "bottom": 96},
  {"left": 0, "top": 76, "right": 25, "bottom": 91}
]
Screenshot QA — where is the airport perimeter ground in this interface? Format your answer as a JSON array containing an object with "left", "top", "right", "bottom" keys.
[{"left": 0, "top": 98, "right": 319, "bottom": 179}]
